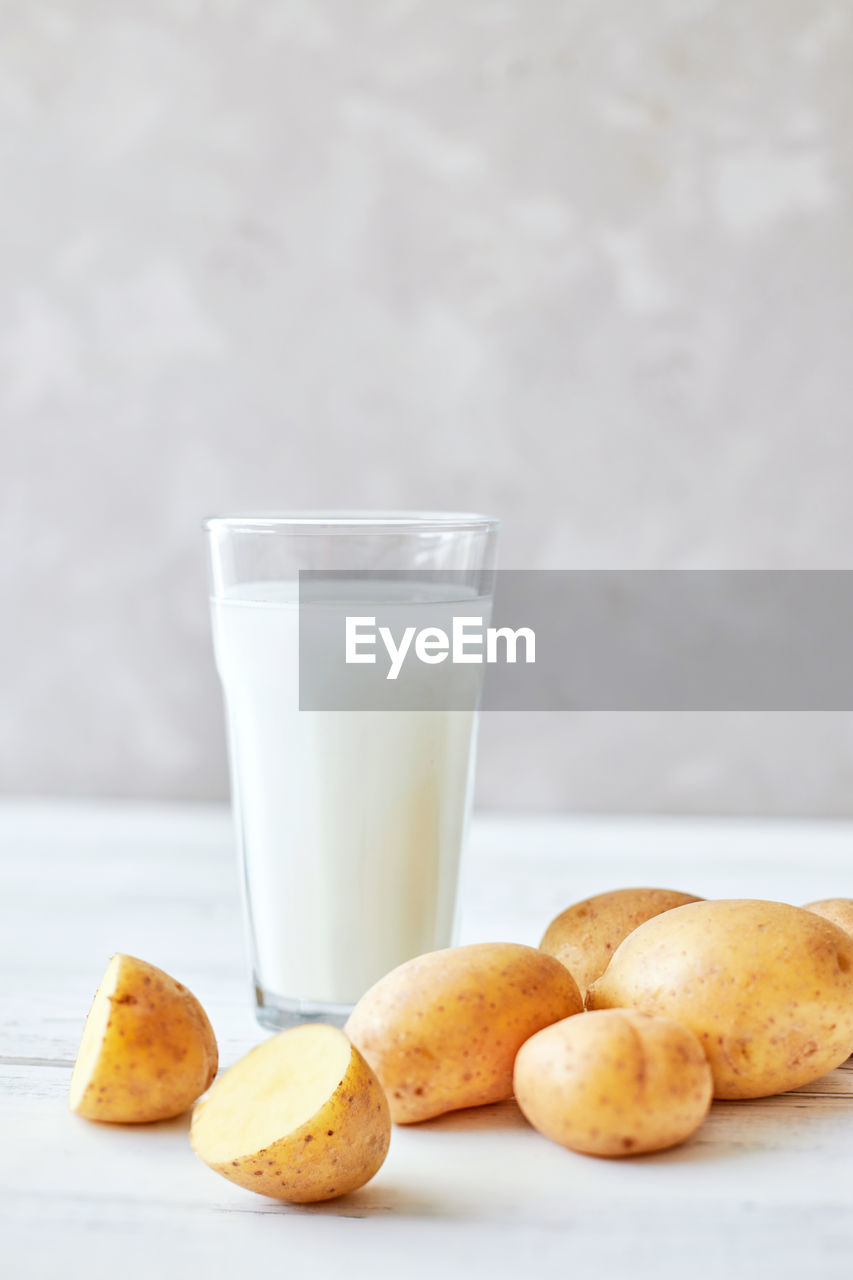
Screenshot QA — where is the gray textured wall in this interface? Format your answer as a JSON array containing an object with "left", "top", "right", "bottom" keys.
[{"left": 3, "top": 1, "right": 853, "bottom": 814}]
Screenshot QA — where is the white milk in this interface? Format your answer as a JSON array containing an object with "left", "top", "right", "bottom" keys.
[{"left": 211, "top": 581, "right": 484, "bottom": 1009}]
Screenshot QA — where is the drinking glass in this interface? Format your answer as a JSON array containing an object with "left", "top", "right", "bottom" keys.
[{"left": 205, "top": 512, "right": 499, "bottom": 1028}]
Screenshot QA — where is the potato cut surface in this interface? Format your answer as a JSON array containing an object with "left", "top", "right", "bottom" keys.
[
  {"left": 190, "top": 1024, "right": 352, "bottom": 1163},
  {"left": 68, "top": 955, "right": 122, "bottom": 1113}
]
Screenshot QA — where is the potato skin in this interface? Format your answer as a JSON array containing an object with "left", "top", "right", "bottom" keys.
[
  {"left": 514, "top": 1010, "right": 712, "bottom": 1157},
  {"left": 71, "top": 955, "right": 218, "bottom": 1123},
  {"left": 190, "top": 1043, "right": 390, "bottom": 1203},
  {"left": 587, "top": 899, "right": 853, "bottom": 1099},
  {"left": 345, "top": 942, "right": 583, "bottom": 1123},
  {"left": 540, "top": 887, "right": 701, "bottom": 998},
  {"left": 804, "top": 898, "right": 853, "bottom": 941}
]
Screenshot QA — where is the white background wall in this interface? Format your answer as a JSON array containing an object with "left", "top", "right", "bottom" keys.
[{"left": 3, "top": 0, "right": 853, "bottom": 814}]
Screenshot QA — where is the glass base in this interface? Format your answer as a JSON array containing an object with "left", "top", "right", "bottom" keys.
[{"left": 254, "top": 983, "right": 354, "bottom": 1031}]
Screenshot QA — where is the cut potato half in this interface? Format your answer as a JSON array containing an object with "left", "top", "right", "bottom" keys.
[
  {"left": 190, "top": 1024, "right": 391, "bottom": 1203},
  {"left": 69, "top": 954, "right": 218, "bottom": 1123}
]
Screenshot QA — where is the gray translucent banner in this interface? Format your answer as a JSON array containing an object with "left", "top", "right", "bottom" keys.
[{"left": 298, "top": 570, "right": 853, "bottom": 711}]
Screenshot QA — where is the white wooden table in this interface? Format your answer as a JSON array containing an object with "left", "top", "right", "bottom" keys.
[{"left": 3, "top": 800, "right": 853, "bottom": 1279}]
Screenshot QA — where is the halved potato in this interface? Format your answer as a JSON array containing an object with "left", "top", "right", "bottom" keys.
[
  {"left": 190, "top": 1024, "right": 391, "bottom": 1203},
  {"left": 69, "top": 953, "right": 218, "bottom": 1123}
]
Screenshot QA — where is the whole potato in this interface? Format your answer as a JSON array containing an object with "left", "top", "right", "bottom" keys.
[
  {"left": 804, "top": 898, "right": 853, "bottom": 941},
  {"left": 587, "top": 899, "right": 853, "bottom": 1099},
  {"left": 345, "top": 942, "right": 583, "bottom": 1123},
  {"left": 514, "top": 1009, "right": 712, "bottom": 1157},
  {"left": 540, "top": 887, "right": 701, "bottom": 997}
]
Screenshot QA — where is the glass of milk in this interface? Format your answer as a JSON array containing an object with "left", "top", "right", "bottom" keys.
[{"left": 205, "top": 512, "right": 499, "bottom": 1029}]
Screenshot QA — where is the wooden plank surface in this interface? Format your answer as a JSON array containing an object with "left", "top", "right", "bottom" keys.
[{"left": 3, "top": 800, "right": 853, "bottom": 1279}]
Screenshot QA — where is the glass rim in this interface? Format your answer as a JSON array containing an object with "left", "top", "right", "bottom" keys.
[{"left": 203, "top": 510, "right": 501, "bottom": 536}]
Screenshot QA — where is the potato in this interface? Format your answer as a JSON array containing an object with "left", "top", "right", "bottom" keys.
[
  {"left": 587, "top": 899, "right": 853, "bottom": 1099},
  {"left": 190, "top": 1024, "right": 390, "bottom": 1202},
  {"left": 540, "top": 887, "right": 701, "bottom": 996},
  {"left": 804, "top": 898, "right": 853, "bottom": 941},
  {"left": 514, "top": 1009, "right": 712, "bottom": 1157},
  {"left": 345, "top": 942, "right": 583, "bottom": 1124},
  {"left": 69, "top": 953, "right": 218, "bottom": 1123}
]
